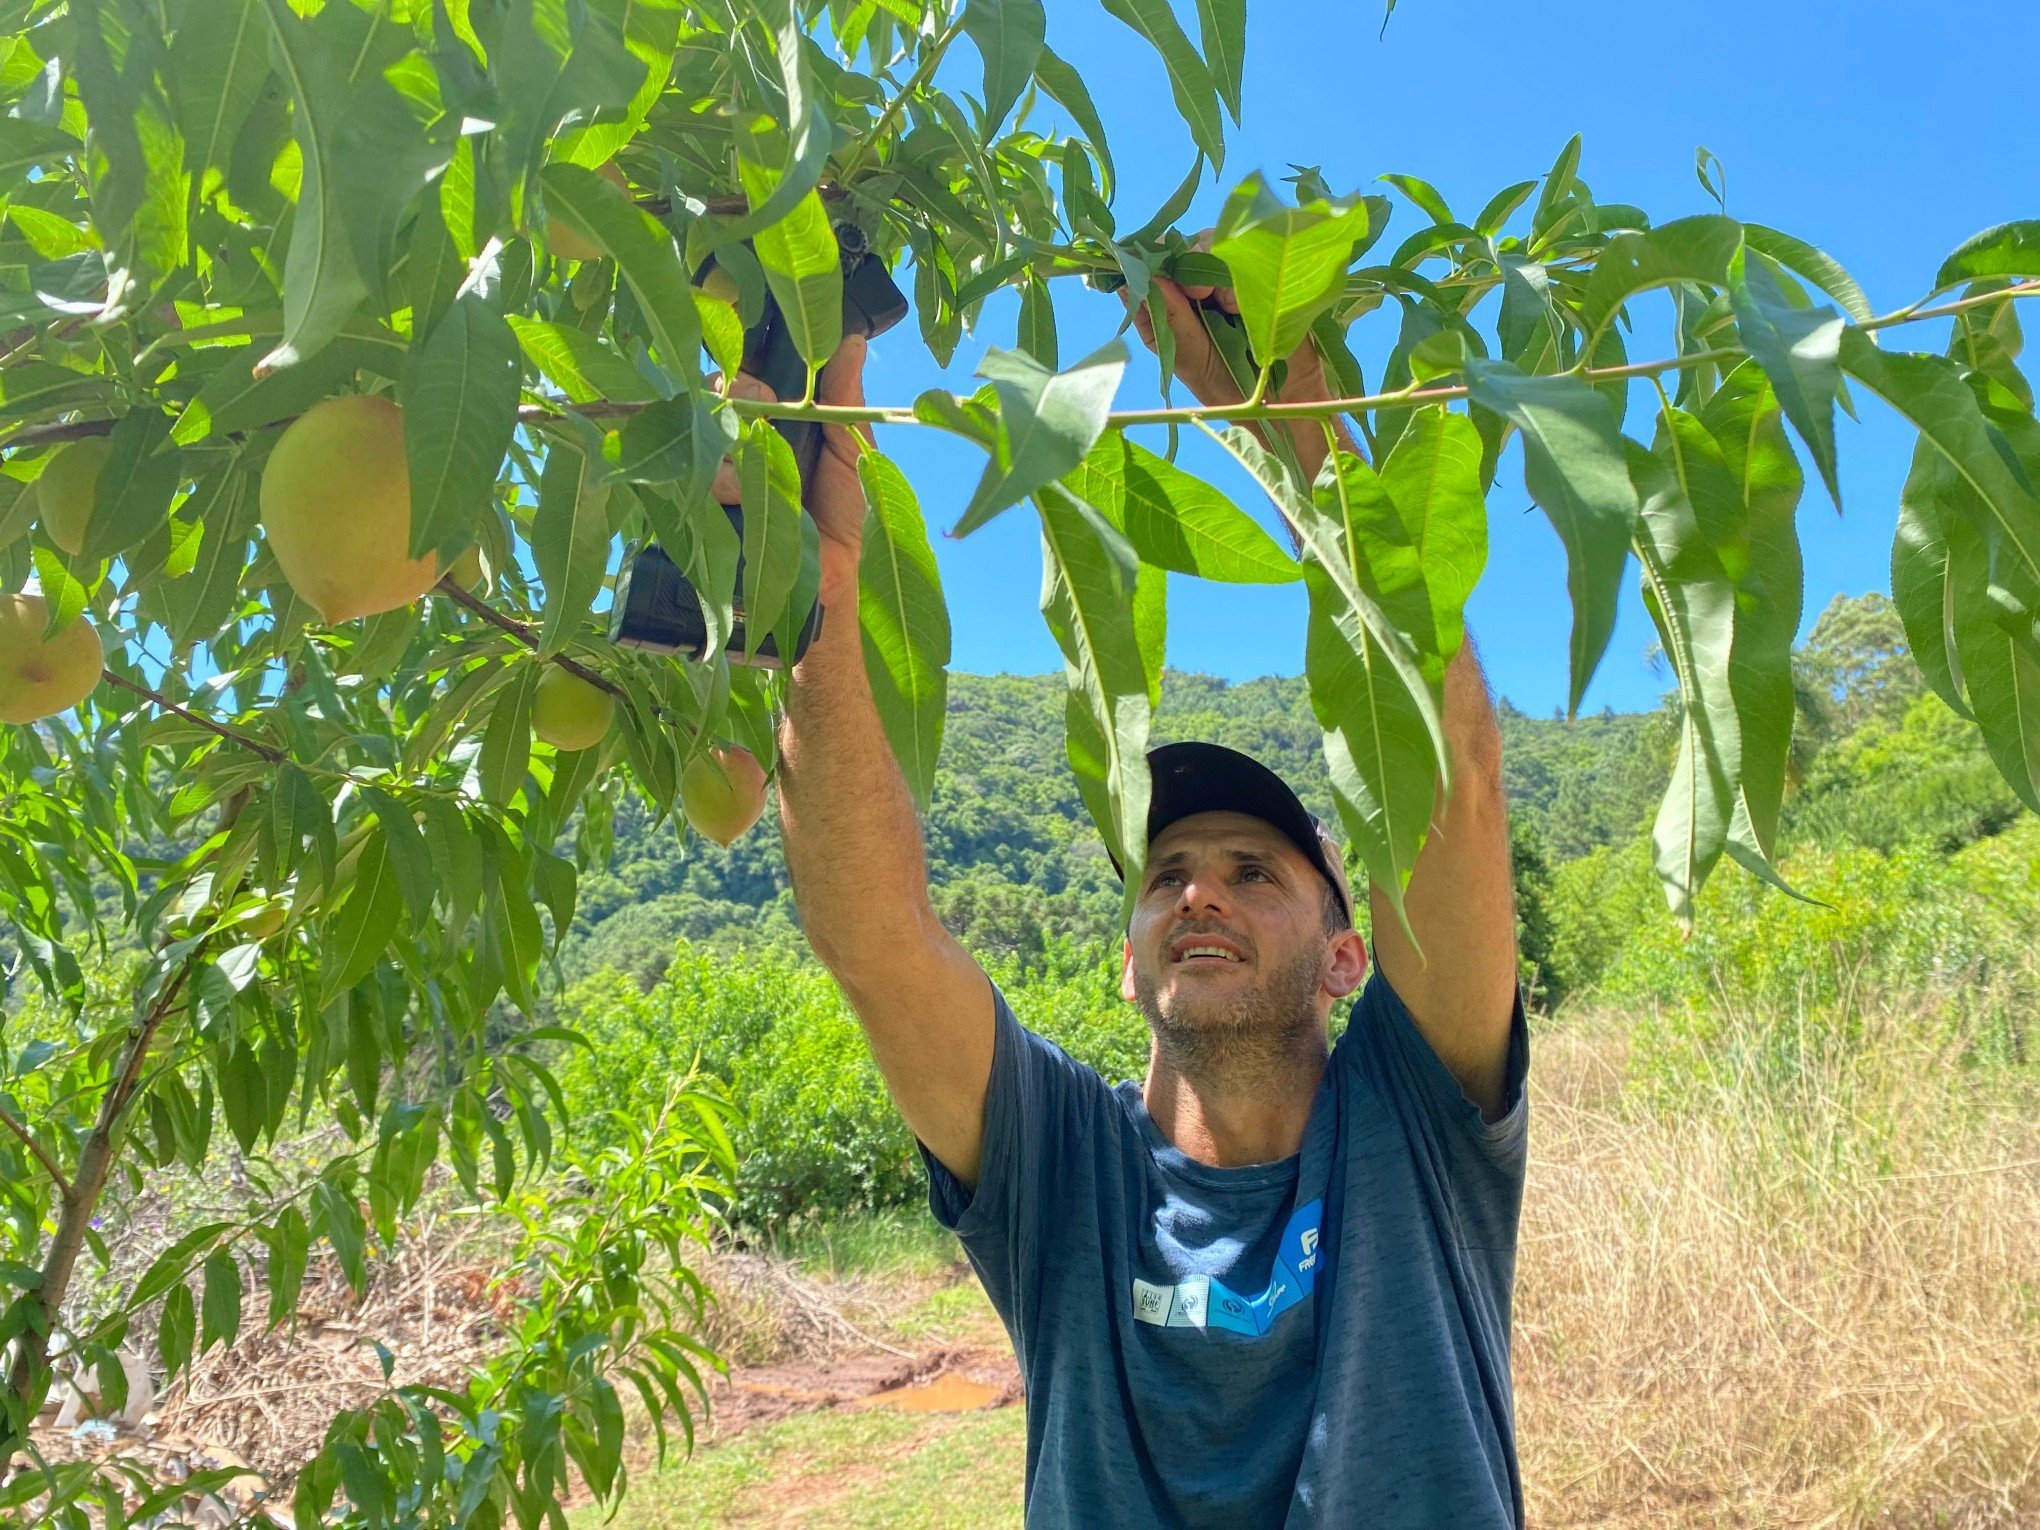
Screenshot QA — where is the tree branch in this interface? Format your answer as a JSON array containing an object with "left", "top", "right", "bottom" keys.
[
  {"left": 431, "top": 578, "right": 632, "bottom": 703},
  {"left": 4, "top": 943, "right": 204, "bottom": 1451},
  {"left": 99, "top": 669, "right": 286, "bottom": 765},
  {"left": 0, "top": 1106, "right": 71, "bottom": 1204},
  {"left": 6, "top": 279, "right": 2034, "bottom": 451}
]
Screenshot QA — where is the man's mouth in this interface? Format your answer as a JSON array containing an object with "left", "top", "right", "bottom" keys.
[{"left": 1170, "top": 936, "right": 1246, "bottom": 964}]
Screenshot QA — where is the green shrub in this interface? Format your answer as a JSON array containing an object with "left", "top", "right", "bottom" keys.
[
  {"left": 1550, "top": 818, "right": 2040, "bottom": 1094},
  {"left": 553, "top": 936, "right": 1153, "bottom": 1229}
]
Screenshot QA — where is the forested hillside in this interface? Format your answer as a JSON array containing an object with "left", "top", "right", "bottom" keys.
[
  {"left": 566, "top": 665, "right": 1659, "bottom": 981},
  {"left": 566, "top": 592, "right": 2019, "bottom": 1003}
]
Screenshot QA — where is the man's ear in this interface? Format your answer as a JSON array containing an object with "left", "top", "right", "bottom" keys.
[
  {"left": 1324, "top": 930, "right": 1369, "bottom": 999},
  {"left": 1120, "top": 937, "right": 1138, "bottom": 1003}
]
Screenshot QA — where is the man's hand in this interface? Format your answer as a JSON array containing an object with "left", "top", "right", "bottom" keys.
[
  {"left": 708, "top": 334, "right": 873, "bottom": 592},
  {"left": 1124, "top": 233, "right": 1353, "bottom": 488}
]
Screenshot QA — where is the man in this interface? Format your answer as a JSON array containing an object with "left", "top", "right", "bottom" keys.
[{"left": 773, "top": 262, "right": 1525, "bottom": 1527}]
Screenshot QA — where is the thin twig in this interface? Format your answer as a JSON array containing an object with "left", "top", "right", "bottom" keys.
[
  {"left": 431, "top": 577, "right": 631, "bottom": 702},
  {"left": 100, "top": 669, "right": 286, "bottom": 764},
  {"left": 835, "top": 15, "right": 969, "bottom": 188},
  {"left": 0, "top": 1107, "right": 72, "bottom": 1203},
  {"left": 6, "top": 280, "right": 2035, "bottom": 453}
]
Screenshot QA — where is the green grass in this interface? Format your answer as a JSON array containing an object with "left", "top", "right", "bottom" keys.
[
  {"left": 578, "top": 1405, "right": 1027, "bottom": 1527},
  {"left": 758, "top": 1206, "right": 965, "bottom": 1282}
]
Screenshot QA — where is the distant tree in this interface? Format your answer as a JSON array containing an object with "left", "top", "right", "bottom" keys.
[{"left": 1798, "top": 593, "right": 1923, "bottom": 734}]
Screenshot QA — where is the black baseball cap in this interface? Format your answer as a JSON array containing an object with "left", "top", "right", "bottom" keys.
[{"left": 1108, "top": 741, "right": 1354, "bottom": 926}]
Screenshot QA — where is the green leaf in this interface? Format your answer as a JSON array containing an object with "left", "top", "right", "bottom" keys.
[
  {"left": 961, "top": 0, "right": 1046, "bottom": 134},
  {"left": 1472, "top": 179, "right": 1539, "bottom": 238},
  {"left": 1064, "top": 432, "right": 1300, "bottom": 584},
  {"left": 710, "top": 2, "right": 830, "bottom": 246},
  {"left": 479, "top": 664, "right": 539, "bottom": 806},
  {"left": 490, "top": 844, "right": 546, "bottom": 1015},
  {"left": 1728, "top": 246, "right": 1844, "bottom": 508},
  {"left": 1947, "top": 515, "right": 2040, "bottom": 812},
  {"left": 1578, "top": 214, "right": 1742, "bottom": 346},
  {"left": 1017, "top": 276, "right": 1059, "bottom": 369},
  {"left": 735, "top": 422, "right": 810, "bottom": 662},
  {"left": 1127, "top": 154, "right": 1207, "bottom": 248},
  {"left": 1742, "top": 223, "right": 1873, "bottom": 324},
  {"left": 312, "top": 1179, "right": 367, "bottom": 1292},
  {"left": 168, "top": 0, "right": 270, "bottom": 205},
  {"left": 1100, "top": 0, "right": 1226, "bottom": 168},
  {"left": 158, "top": 1281, "right": 195, "bottom": 1381},
  {"left": 81, "top": 408, "right": 184, "bottom": 563},
  {"left": 1934, "top": 220, "right": 2040, "bottom": 293},
  {"left": 1701, "top": 363, "right": 1806, "bottom": 880},
  {"left": 541, "top": 162, "right": 702, "bottom": 380},
  {"left": 1627, "top": 429, "right": 1741, "bottom": 919},
  {"left": 956, "top": 340, "right": 1128, "bottom": 535},
  {"left": 1374, "top": 406, "right": 1489, "bottom": 661},
  {"left": 1303, "top": 450, "right": 1443, "bottom": 927},
  {"left": 173, "top": 331, "right": 402, "bottom": 446},
  {"left": 615, "top": 394, "right": 734, "bottom": 507},
  {"left": 1035, "top": 486, "right": 1154, "bottom": 907},
  {"left": 1891, "top": 441, "right": 1969, "bottom": 716},
  {"left": 1193, "top": 0, "right": 1247, "bottom": 123},
  {"left": 553, "top": 0, "right": 682, "bottom": 169},
  {"left": 858, "top": 450, "right": 950, "bottom": 810},
  {"left": 200, "top": 1251, "right": 241, "bottom": 1355},
  {"left": 492, "top": 0, "right": 645, "bottom": 215},
  {"left": 1034, "top": 46, "right": 1114, "bottom": 198},
  {"left": 1841, "top": 328, "right": 2040, "bottom": 626},
  {"left": 736, "top": 131, "right": 842, "bottom": 374},
  {"left": 322, "top": 834, "right": 401, "bottom": 1003},
  {"left": 695, "top": 289, "right": 744, "bottom": 380},
  {"left": 263, "top": 1207, "right": 310, "bottom": 1329},
  {"left": 507, "top": 317, "right": 658, "bottom": 404},
  {"left": 531, "top": 440, "right": 612, "bottom": 654},
  {"left": 257, "top": 0, "right": 440, "bottom": 374},
  {"left": 402, "top": 293, "right": 521, "bottom": 562},
  {"left": 1211, "top": 173, "right": 1372, "bottom": 371},
  {"left": 1530, "top": 133, "right": 1583, "bottom": 245},
  {"left": 159, "top": 465, "right": 256, "bottom": 649},
  {"left": 361, "top": 786, "right": 434, "bottom": 928},
  {"left": 1464, "top": 361, "right": 1639, "bottom": 714},
  {"left": 1208, "top": 426, "right": 1450, "bottom": 925},
  {"left": 1379, "top": 172, "right": 1453, "bottom": 227}
]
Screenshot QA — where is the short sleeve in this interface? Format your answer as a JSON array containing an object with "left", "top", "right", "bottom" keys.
[
  {"left": 1338, "top": 970, "right": 1528, "bottom": 1254},
  {"left": 916, "top": 980, "right": 1117, "bottom": 1325}
]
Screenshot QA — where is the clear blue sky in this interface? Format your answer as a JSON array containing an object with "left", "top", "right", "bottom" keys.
[{"left": 853, "top": 0, "right": 2040, "bottom": 716}]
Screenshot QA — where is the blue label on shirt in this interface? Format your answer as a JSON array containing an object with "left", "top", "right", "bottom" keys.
[{"left": 1131, "top": 1198, "right": 1323, "bottom": 1339}]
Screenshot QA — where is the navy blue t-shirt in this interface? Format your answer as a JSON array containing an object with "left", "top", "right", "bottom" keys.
[{"left": 919, "top": 970, "right": 1528, "bottom": 1527}]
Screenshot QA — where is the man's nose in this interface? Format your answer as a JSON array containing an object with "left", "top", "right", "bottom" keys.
[{"left": 1176, "top": 873, "right": 1233, "bottom": 916}]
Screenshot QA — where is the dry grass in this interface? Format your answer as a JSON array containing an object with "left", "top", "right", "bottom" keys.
[{"left": 1517, "top": 995, "right": 2040, "bottom": 1528}]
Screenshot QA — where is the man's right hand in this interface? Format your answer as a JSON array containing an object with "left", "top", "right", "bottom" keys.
[
  {"left": 708, "top": 334, "right": 873, "bottom": 595},
  {"left": 1124, "top": 232, "right": 1354, "bottom": 489}
]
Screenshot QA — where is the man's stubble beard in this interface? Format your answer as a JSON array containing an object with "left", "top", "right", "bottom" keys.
[{"left": 1131, "top": 938, "right": 1328, "bottom": 1089}]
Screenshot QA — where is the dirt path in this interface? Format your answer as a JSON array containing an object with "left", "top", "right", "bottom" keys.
[{"left": 699, "top": 1343, "right": 1021, "bottom": 1445}]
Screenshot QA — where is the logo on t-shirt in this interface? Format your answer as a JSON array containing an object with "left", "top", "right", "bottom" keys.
[{"left": 1130, "top": 1199, "right": 1324, "bottom": 1339}]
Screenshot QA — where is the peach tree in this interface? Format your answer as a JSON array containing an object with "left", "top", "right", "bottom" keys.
[{"left": 0, "top": 0, "right": 2036, "bottom": 1523}]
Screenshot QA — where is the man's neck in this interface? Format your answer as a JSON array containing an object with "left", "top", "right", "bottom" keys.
[{"left": 1143, "top": 1034, "right": 1329, "bottom": 1169}]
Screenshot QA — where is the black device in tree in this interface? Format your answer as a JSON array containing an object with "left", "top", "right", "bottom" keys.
[{"left": 609, "top": 226, "right": 910, "bottom": 667}]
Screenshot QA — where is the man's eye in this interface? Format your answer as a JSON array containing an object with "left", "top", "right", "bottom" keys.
[{"left": 1241, "top": 867, "right": 1268, "bottom": 882}]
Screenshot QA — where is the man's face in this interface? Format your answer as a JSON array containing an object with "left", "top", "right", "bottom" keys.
[{"left": 1120, "top": 811, "right": 1367, "bottom": 1057}]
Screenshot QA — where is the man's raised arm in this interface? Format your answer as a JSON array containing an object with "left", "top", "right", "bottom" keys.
[
  {"left": 1131, "top": 269, "right": 1520, "bottom": 1121},
  {"left": 772, "top": 337, "right": 997, "bottom": 1188}
]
